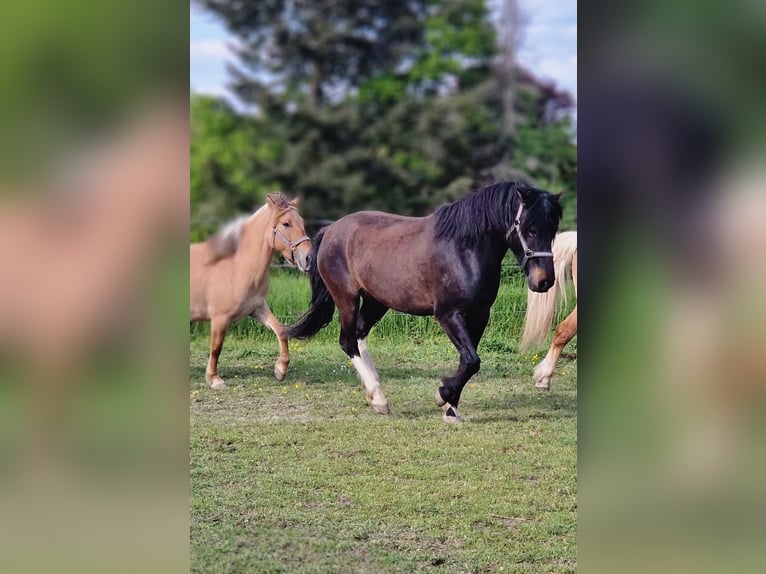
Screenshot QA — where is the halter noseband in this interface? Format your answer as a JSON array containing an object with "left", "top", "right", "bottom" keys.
[
  {"left": 272, "top": 224, "right": 310, "bottom": 265},
  {"left": 506, "top": 202, "right": 554, "bottom": 269}
]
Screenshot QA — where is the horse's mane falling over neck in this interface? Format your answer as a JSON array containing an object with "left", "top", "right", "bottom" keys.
[
  {"left": 431, "top": 182, "right": 517, "bottom": 248},
  {"left": 432, "top": 181, "right": 561, "bottom": 249}
]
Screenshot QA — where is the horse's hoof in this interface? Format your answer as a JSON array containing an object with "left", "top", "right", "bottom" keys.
[
  {"left": 442, "top": 404, "right": 462, "bottom": 424},
  {"left": 434, "top": 388, "right": 447, "bottom": 407},
  {"left": 274, "top": 365, "right": 288, "bottom": 381},
  {"left": 371, "top": 401, "right": 390, "bottom": 415},
  {"left": 209, "top": 377, "right": 227, "bottom": 390}
]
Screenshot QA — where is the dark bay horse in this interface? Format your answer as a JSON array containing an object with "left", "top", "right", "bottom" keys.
[
  {"left": 286, "top": 181, "right": 562, "bottom": 422},
  {"left": 190, "top": 193, "right": 312, "bottom": 389}
]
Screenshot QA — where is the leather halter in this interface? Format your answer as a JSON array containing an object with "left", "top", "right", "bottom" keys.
[
  {"left": 272, "top": 222, "right": 310, "bottom": 265},
  {"left": 506, "top": 202, "right": 554, "bottom": 269}
]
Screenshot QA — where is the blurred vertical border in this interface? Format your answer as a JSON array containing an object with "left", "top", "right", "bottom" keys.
[
  {"left": 0, "top": 1, "right": 189, "bottom": 573},
  {"left": 579, "top": 0, "right": 766, "bottom": 572}
]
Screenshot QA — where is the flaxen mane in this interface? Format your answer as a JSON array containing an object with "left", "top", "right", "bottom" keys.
[{"left": 206, "top": 214, "right": 255, "bottom": 264}]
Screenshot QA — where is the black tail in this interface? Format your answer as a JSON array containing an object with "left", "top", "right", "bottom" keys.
[{"left": 285, "top": 229, "right": 336, "bottom": 340}]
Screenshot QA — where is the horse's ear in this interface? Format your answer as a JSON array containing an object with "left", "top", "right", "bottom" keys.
[
  {"left": 289, "top": 197, "right": 299, "bottom": 207},
  {"left": 516, "top": 186, "right": 535, "bottom": 206},
  {"left": 265, "top": 193, "right": 278, "bottom": 208},
  {"left": 555, "top": 191, "right": 564, "bottom": 203}
]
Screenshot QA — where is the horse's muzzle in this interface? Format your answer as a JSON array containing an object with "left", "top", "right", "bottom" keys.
[
  {"left": 295, "top": 246, "right": 312, "bottom": 272},
  {"left": 527, "top": 266, "right": 555, "bottom": 292},
  {"left": 529, "top": 276, "right": 554, "bottom": 293}
]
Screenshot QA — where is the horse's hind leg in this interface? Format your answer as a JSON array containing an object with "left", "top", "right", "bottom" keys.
[
  {"left": 253, "top": 304, "right": 290, "bottom": 381},
  {"left": 206, "top": 316, "right": 231, "bottom": 390},
  {"left": 356, "top": 296, "right": 389, "bottom": 381},
  {"left": 533, "top": 306, "right": 577, "bottom": 390},
  {"left": 337, "top": 296, "right": 389, "bottom": 415}
]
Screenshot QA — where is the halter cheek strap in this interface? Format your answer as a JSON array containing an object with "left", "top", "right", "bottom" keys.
[
  {"left": 272, "top": 226, "right": 311, "bottom": 264},
  {"left": 506, "top": 202, "right": 554, "bottom": 269}
]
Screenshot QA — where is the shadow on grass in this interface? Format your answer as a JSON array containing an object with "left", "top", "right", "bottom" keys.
[
  {"left": 388, "top": 391, "right": 576, "bottom": 424},
  {"left": 467, "top": 391, "right": 577, "bottom": 424}
]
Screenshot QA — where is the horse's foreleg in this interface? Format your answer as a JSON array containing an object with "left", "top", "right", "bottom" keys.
[
  {"left": 533, "top": 306, "right": 577, "bottom": 390},
  {"left": 254, "top": 306, "right": 290, "bottom": 381},
  {"left": 434, "top": 309, "right": 485, "bottom": 423},
  {"left": 206, "top": 316, "right": 230, "bottom": 389}
]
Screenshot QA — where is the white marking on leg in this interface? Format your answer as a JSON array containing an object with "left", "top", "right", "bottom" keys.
[
  {"left": 357, "top": 338, "right": 379, "bottom": 379},
  {"left": 442, "top": 403, "right": 462, "bottom": 423},
  {"left": 350, "top": 355, "right": 389, "bottom": 414},
  {"left": 533, "top": 350, "right": 555, "bottom": 390},
  {"left": 207, "top": 375, "right": 227, "bottom": 390}
]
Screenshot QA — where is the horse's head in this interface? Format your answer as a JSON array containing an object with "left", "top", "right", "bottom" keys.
[
  {"left": 507, "top": 186, "right": 563, "bottom": 292},
  {"left": 267, "top": 193, "right": 312, "bottom": 272}
]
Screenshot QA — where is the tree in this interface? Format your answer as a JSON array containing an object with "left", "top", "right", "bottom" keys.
[
  {"left": 196, "top": 0, "right": 426, "bottom": 110},
  {"left": 190, "top": 95, "right": 264, "bottom": 241},
  {"left": 191, "top": 0, "right": 576, "bottom": 234}
]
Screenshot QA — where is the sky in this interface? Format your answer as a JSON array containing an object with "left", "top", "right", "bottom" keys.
[{"left": 190, "top": 0, "right": 576, "bottom": 107}]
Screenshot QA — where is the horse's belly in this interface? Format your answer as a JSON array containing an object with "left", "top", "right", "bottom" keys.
[
  {"left": 364, "top": 283, "right": 434, "bottom": 316},
  {"left": 190, "top": 300, "right": 209, "bottom": 322}
]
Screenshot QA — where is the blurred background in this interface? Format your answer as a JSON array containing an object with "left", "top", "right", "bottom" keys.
[
  {"left": 578, "top": 0, "right": 766, "bottom": 572},
  {"left": 0, "top": 1, "right": 188, "bottom": 573}
]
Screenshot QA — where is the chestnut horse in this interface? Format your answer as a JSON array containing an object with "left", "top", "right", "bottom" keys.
[
  {"left": 286, "top": 182, "right": 562, "bottom": 422},
  {"left": 520, "top": 231, "right": 577, "bottom": 390},
  {"left": 190, "top": 193, "right": 312, "bottom": 389}
]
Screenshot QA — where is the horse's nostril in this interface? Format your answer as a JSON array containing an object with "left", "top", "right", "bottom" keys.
[{"left": 535, "top": 277, "right": 553, "bottom": 292}]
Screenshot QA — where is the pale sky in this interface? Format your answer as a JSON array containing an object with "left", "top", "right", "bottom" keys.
[{"left": 190, "top": 0, "right": 576, "bottom": 109}]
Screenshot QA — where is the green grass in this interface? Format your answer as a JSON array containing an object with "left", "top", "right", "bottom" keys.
[
  {"left": 190, "top": 268, "right": 577, "bottom": 573},
  {"left": 190, "top": 263, "right": 573, "bottom": 343}
]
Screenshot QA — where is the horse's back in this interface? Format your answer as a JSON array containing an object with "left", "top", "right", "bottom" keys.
[
  {"left": 325, "top": 211, "right": 425, "bottom": 236},
  {"left": 318, "top": 211, "right": 437, "bottom": 314}
]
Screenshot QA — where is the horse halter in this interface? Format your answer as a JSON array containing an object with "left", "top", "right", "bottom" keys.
[
  {"left": 272, "top": 223, "right": 310, "bottom": 265},
  {"left": 506, "top": 202, "right": 554, "bottom": 269}
]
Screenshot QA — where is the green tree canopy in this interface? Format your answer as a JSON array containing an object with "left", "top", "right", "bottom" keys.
[{"left": 191, "top": 0, "right": 576, "bottom": 239}]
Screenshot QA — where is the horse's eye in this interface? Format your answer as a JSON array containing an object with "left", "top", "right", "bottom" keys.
[
  {"left": 282, "top": 221, "right": 291, "bottom": 228},
  {"left": 528, "top": 228, "right": 537, "bottom": 238}
]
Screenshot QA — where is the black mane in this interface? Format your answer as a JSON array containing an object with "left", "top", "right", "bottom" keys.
[{"left": 432, "top": 181, "right": 560, "bottom": 247}]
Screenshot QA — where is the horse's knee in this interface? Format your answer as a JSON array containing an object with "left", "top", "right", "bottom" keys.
[
  {"left": 553, "top": 325, "right": 575, "bottom": 348},
  {"left": 553, "top": 311, "right": 577, "bottom": 348},
  {"left": 465, "top": 356, "right": 481, "bottom": 376}
]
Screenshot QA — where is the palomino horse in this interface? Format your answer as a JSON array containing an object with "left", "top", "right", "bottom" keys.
[
  {"left": 520, "top": 231, "right": 577, "bottom": 390},
  {"left": 190, "top": 193, "right": 312, "bottom": 389},
  {"left": 286, "top": 181, "right": 562, "bottom": 422}
]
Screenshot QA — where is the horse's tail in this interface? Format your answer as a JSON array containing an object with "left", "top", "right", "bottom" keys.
[
  {"left": 519, "top": 231, "right": 578, "bottom": 352},
  {"left": 285, "top": 229, "right": 336, "bottom": 340}
]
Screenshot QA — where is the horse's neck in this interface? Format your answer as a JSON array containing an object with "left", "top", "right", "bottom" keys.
[
  {"left": 235, "top": 210, "right": 274, "bottom": 285},
  {"left": 474, "top": 216, "right": 511, "bottom": 267},
  {"left": 482, "top": 239, "right": 511, "bottom": 270}
]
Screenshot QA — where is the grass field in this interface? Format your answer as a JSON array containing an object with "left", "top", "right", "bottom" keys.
[{"left": 190, "top": 267, "right": 577, "bottom": 573}]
